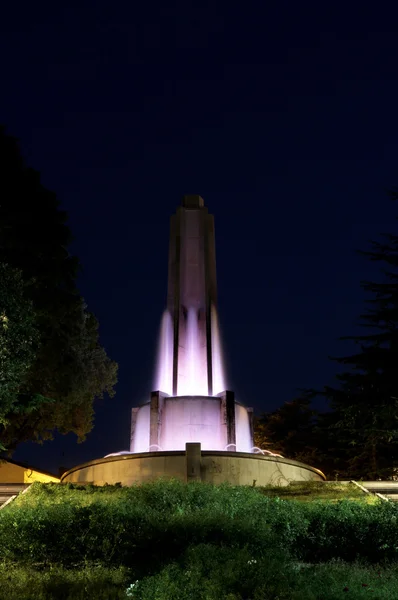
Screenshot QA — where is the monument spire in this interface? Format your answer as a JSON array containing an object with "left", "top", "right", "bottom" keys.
[{"left": 167, "top": 195, "right": 218, "bottom": 396}]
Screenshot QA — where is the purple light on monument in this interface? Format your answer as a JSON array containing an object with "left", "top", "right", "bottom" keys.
[
  {"left": 185, "top": 307, "right": 207, "bottom": 396},
  {"left": 129, "top": 196, "right": 253, "bottom": 454},
  {"left": 156, "top": 306, "right": 225, "bottom": 398},
  {"left": 210, "top": 305, "right": 226, "bottom": 396},
  {"left": 155, "top": 311, "right": 173, "bottom": 396}
]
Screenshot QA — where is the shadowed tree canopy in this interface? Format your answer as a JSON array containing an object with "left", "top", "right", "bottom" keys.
[
  {"left": 254, "top": 397, "right": 317, "bottom": 459},
  {"left": 253, "top": 394, "right": 350, "bottom": 479},
  {"left": 0, "top": 126, "right": 118, "bottom": 450},
  {"left": 253, "top": 396, "right": 340, "bottom": 477},
  {"left": 0, "top": 264, "right": 46, "bottom": 434}
]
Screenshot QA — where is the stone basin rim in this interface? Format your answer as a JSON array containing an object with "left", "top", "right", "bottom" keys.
[{"left": 60, "top": 451, "right": 326, "bottom": 482}]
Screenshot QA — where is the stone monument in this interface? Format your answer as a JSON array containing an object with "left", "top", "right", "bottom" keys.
[
  {"left": 61, "top": 196, "right": 325, "bottom": 486},
  {"left": 130, "top": 195, "right": 253, "bottom": 454}
]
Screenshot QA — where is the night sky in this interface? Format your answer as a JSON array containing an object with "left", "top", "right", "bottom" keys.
[{"left": 2, "top": 2, "right": 398, "bottom": 474}]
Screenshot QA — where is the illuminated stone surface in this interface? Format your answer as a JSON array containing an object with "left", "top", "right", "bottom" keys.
[{"left": 131, "top": 196, "right": 253, "bottom": 453}]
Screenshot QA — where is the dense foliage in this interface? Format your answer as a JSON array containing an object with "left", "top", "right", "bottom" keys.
[
  {"left": 1, "top": 555, "right": 398, "bottom": 600},
  {"left": 0, "top": 263, "right": 46, "bottom": 431},
  {"left": 1, "top": 480, "right": 396, "bottom": 568},
  {"left": 254, "top": 396, "right": 349, "bottom": 478},
  {"left": 0, "top": 126, "right": 118, "bottom": 449},
  {"left": 254, "top": 397, "right": 320, "bottom": 464},
  {"left": 0, "top": 565, "right": 128, "bottom": 600},
  {"left": 132, "top": 546, "right": 398, "bottom": 600},
  {"left": 1, "top": 480, "right": 398, "bottom": 599}
]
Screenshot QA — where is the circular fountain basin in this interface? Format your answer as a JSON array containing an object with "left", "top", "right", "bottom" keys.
[{"left": 61, "top": 447, "right": 325, "bottom": 487}]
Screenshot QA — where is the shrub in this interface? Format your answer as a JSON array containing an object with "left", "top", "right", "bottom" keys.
[
  {"left": 296, "top": 500, "right": 398, "bottom": 563},
  {"left": 131, "top": 544, "right": 295, "bottom": 600},
  {"left": 1, "top": 480, "right": 398, "bottom": 571},
  {"left": 0, "top": 564, "right": 128, "bottom": 600},
  {"left": 128, "top": 546, "right": 398, "bottom": 600}
]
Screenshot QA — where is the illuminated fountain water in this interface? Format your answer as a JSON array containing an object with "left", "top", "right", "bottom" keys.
[
  {"left": 210, "top": 305, "right": 226, "bottom": 396},
  {"left": 156, "top": 307, "right": 225, "bottom": 398},
  {"left": 63, "top": 196, "right": 325, "bottom": 486},
  {"left": 155, "top": 311, "right": 173, "bottom": 396},
  {"left": 129, "top": 302, "right": 253, "bottom": 453},
  {"left": 251, "top": 447, "right": 283, "bottom": 458}
]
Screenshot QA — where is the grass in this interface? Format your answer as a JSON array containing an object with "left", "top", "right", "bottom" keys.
[
  {"left": 258, "top": 480, "right": 377, "bottom": 503},
  {"left": 11, "top": 479, "right": 372, "bottom": 508},
  {"left": 0, "top": 480, "right": 397, "bottom": 599},
  {"left": 0, "top": 564, "right": 128, "bottom": 600}
]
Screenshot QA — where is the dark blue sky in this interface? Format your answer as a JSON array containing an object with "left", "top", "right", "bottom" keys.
[{"left": 2, "top": 1, "right": 398, "bottom": 473}]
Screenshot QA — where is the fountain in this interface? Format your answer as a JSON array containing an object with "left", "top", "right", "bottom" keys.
[{"left": 61, "top": 196, "right": 325, "bottom": 486}]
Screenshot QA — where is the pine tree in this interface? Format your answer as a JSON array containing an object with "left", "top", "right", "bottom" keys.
[
  {"left": 257, "top": 192, "right": 398, "bottom": 480},
  {"left": 314, "top": 191, "right": 398, "bottom": 479}
]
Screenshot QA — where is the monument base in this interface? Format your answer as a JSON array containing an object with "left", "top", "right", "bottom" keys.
[
  {"left": 130, "top": 391, "right": 253, "bottom": 453},
  {"left": 61, "top": 443, "right": 325, "bottom": 487}
]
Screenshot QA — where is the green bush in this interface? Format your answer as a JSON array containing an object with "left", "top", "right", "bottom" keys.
[
  {"left": 129, "top": 546, "right": 398, "bottom": 600},
  {"left": 0, "top": 558, "right": 397, "bottom": 600},
  {"left": 131, "top": 544, "right": 294, "bottom": 600},
  {"left": 0, "top": 481, "right": 297, "bottom": 570},
  {"left": 296, "top": 500, "right": 398, "bottom": 563},
  {"left": 0, "top": 564, "right": 128, "bottom": 600},
  {"left": 1, "top": 480, "right": 398, "bottom": 572},
  {"left": 130, "top": 545, "right": 398, "bottom": 600}
]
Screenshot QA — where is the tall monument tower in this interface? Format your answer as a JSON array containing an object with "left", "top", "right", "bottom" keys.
[
  {"left": 130, "top": 196, "right": 253, "bottom": 453},
  {"left": 168, "top": 195, "right": 217, "bottom": 396}
]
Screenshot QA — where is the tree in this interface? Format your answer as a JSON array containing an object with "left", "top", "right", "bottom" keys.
[
  {"left": 255, "top": 192, "right": 398, "bottom": 480},
  {"left": 0, "top": 126, "right": 118, "bottom": 449},
  {"left": 253, "top": 396, "right": 340, "bottom": 476},
  {"left": 0, "top": 264, "right": 49, "bottom": 424},
  {"left": 254, "top": 397, "right": 316, "bottom": 457},
  {"left": 306, "top": 191, "right": 398, "bottom": 479}
]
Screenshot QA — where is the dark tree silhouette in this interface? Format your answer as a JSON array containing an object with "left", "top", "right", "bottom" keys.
[
  {"left": 255, "top": 191, "right": 398, "bottom": 480},
  {"left": 0, "top": 126, "right": 118, "bottom": 450}
]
